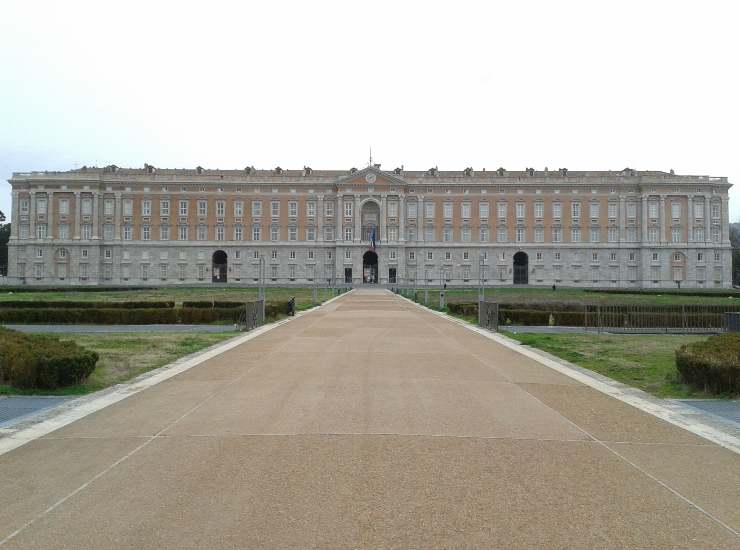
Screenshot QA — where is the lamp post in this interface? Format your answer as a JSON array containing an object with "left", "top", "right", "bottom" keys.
[{"left": 258, "top": 255, "right": 265, "bottom": 321}]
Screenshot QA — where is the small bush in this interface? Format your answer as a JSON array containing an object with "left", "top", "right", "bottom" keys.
[
  {"left": 0, "top": 301, "right": 174, "bottom": 309},
  {"left": 0, "top": 328, "right": 99, "bottom": 389},
  {"left": 676, "top": 333, "right": 740, "bottom": 394}
]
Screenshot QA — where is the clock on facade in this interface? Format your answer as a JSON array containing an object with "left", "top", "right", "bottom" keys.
[{"left": 365, "top": 173, "right": 377, "bottom": 184}]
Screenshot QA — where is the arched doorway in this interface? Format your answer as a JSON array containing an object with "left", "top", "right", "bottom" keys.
[
  {"left": 212, "top": 250, "right": 227, "bottom": 283},
  {"left": 363, "top": 250, "right": 378, "bottom": 284},
  {"left": 513, "top": 251, "right": 528, "bottom": 285}
]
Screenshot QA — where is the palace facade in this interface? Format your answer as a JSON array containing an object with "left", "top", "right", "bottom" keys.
[{"left": 5, "top": 164, "right": 733, "bottom": 288}]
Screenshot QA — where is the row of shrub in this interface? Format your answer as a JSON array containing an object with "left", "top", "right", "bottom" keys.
[
  {"left": 181, "top": 301, "right": 245, "bottom": 309},
  {"left": 0, "top": 327, "right": 99, "bottom": 389},
  {"left": 0, "top": 301, "right": 293, "bottom": 324},
  {"left": 592, "top": 288, "right": 740, "bottom": 298},
  {"left": 0, "top": 301, "right": 175, "bottom": 309},
  {"left": 676, "top": 333, "right": 740, "bottom": 393}
]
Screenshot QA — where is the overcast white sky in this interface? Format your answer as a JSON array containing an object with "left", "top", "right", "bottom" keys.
[{"left": 1, "top": 0, "right": 738, "bottom": 221}]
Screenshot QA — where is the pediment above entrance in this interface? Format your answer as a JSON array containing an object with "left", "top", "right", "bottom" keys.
[{"left": 334, "top": 166, "right": 406, "bottom": 192}]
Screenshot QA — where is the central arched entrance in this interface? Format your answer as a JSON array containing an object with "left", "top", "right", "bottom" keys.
[
  {"left": 212, "top": 250, "right": 227, "bottom": 283},
  {"left": 363, "top": 250, "right": 378, "bottom": 284},
  {"left": 513, "top": 251, "right": 528, "bottom": 285}
]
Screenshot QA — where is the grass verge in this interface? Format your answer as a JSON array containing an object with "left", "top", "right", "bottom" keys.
[{"left": 0, "top": 331, "right": 237, "bottom": 396}]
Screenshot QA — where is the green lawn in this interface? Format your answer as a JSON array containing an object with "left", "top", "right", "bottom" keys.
[
  {"left": 502, "top": 332, "right": 732, "bottom": 398},
  {"left": 0, "top": 331, "right": 237, "bottom": 396},
  {"left": 0, "top": 287, "right": 329, "bottom": 309},
  {"left": 432, "top": 287, "right": 740, "bottom": 306}
]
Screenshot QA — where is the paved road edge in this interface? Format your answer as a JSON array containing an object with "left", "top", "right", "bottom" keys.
[
  {"left": 0, "top": 290, "right": 352, "bottom": 458},
  {"left": 397, "top": 292, "right": 740, "bottom": 455}
]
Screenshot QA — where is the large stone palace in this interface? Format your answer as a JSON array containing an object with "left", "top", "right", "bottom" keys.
[{"left": 4, "top": 164, "right": 733, "bottom": 288}]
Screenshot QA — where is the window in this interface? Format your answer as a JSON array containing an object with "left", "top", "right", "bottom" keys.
[
  {"left": 289, "top": 250, "right": 296, "bottom": 260},
  {"left": 444, "top": 251, "right": 451, "bottom": 261},
  {"left": 179, "top": 264, "right": 186, "bottom": 280},
  {"left": 427, "top": 251, "right": 433, "bottom": 261},
  {"left": 270, "top": 249, "right": 278, "bottom": 260},
  {"left": 308, "top": 250, "right": 314, "bottom": 260},
  {"left": 516, "top": 202, "right": 525, "bottom": 219},
  {"left": 608, "top": 227, "right": 618, "bottom": 242},
  {"left": 344, "top": 202, "right": 353, "bottom": 217},
  {"left": 671, "top": 201, "right": 681, "bottom": 219},
  {"left": 552, "top": 202, "right": 562, "bottom": 219},
  {"left": 289, "top": 265, "right": 296, "bottom": 280},
  {"left": 141, "top": 264, "right": 149, "bottom": 281},
  {"left": 648, "top": 227, "right": 659, "bottom": 242},
  {"left": 407, "top": 227, "right": 416, "bottom": 241},
  {"left": 58, "top": 198, "right": 69, "bottom": 215},
  {"left": 36, "top": 224, "right": 47, "bottom": 239},
  {"left": 592, "top": 252, "right": 598, "bottom": 262},
  {"left": 142, "top": 200, "right": 152, "bottom": 216},
  {"left": 424, "top": 226, "right": 434, "bottom": 241},
  {"left": 461, "top": 202, "right": 470, "bottom": 219},
  {"left": 198, "top": 264, "right": 206, "bottom": 280},
  {"left": 497, "top": 228, "right": 507, "bottom": 243},
  {"left": 271, "top": 226, "right": 280, "bottom": 241},
  {"left": 160, "top": 264, "right": 168, "bottom": 280},
  {"left": 270, "top": 265, "right": 278, "bottom": 280},
  {"left": 589, "top": 202, "right": 600, "bottom": 219},
  {"left": 252, "top": 225, "right": 261, "bottom": 241},
  {"left": 674, "top": 252, "right": 682, "bottom": 261},
  {"left": 534, "top": 227, "right": 544, "bottom": 242},
  {"left": 20, "top": 198, "right": 29, "bottom": 214},
  {"left": 122, "top": 225, "right": 132, "bottom": 240},
  {"left": 81, "top": 249, "right": 88, "bottom": 258},
  {"left": 407, "top": 203, "right": 418, "bottom": 219},
  {"left": 694, "top": 202, "right": 704, "bottom": 219},
  {"left": 388, "top": 202, "right": 398, "bottom": 218},
  {"left": 233, "top": 201, "right": 243, "bottom": 217},
  {"left": 196, "top": 200, "right": 207, "bottom": 216},
  {"left": 648, "top": 202, "right": 658, "bottom": 219},
  {"left": 627, "top": 227, "right": 638, "bottom": 242},
  {"left": 479, "top": 228, "right": 489, "bottom": 242},
  {"left": 590, "top": 228, "right": 599, "bottom": 243},
  {"left": 479, "top": 202, "right": 489, "bottom": 219},
  {"left": 216, "top": 200, "right": 225, "bottom": 217},
  {"left": 141, "top": 225, "right": 150, "bottom": 240},
  {"left": 425, "top": 202, "right": 435, "bottom": 218},
  {"left": 345, "top": 249, "right": 352, "bottom": 260},
  {"left": 324, "top": 200, "right": 334, "bottom": 217},
  {"left": 197, "top": 225, "right": 207, "bottom": 240},
  {"left": 516, "top": 228, "right": 525, "bottom": 242},
  {"left": 409, "top": 251, "right": 416, "bottom": 260},
  {"left": 252, "top": 201, "right": 262, "bottom": 217},
  {"left": 269, "top": 201, "right": 280, "bottom": 217},
  {"left": 179, "top": 200, "right": 189, "bottom": 216},
  {"left": 19, "top": 224, "right": 29, "bottom": 239},
  {"left": 104, "top": 249, "right": 112, "bottom": 259},
  {"left": 712, "top": 227, "right": 720, "bottom": 242},
  {"left": 102, "top": 264, "right": 112, "bottom": 281},
  {"left": 552, "top": 228, "right": 562, "bottom": 243},
  {"left": 389, "top": 227, "right": 399, "bottom": 241},
  {"left": 122, "top": 199, "right": 132, "bottom": 217},
  {"left": 711, "top": 203, "right": 720, "bottom": 219},
  {"left": 58, "top": 224, "right": 69, "bottom": 239},
  {"left": 306, "top": 201, "right": 316, "bottom": 217},
  {"left": 160, "top": 200, "right": 169, "bottom": 216},
  {"left": 234, "top": 226, "right": 245, "bottom": 241},
  {"left": 324, "top": 227, "right": 334, "bottom": 241},
  {"left": 463, "top": 251, "right": 469, "bottom": 261},
  {"left": 179, "top": 226, "right": 188, "bottom": 240},
  {"left": 694, "top": 227, "right": 705, "bottom": 241},
  {"left": 306, "top": 227, "right": 316, "bottom": 241},
  {"left": 536, "top": 252, "right": 542, "bottom": 261},
  {"left": 461, "top": 227, "right": 471, "bottom": 242},
  {"left": 160, "top": 225, "right": 170, "bottom": 240},
  {"left": 216, "top": 226, "right": 225, "bottom": 241},
  {"left": 715, "top": 252, "right": 721, "bottom": 262},
  {"left": 443, "top": 202, "right": 453, "bottom": 219},
  {"left": 37, "top": 197, "right": 48, "bottom": 215},
  {"left": 286, "top": 201, "right": 297, "bottom": 217},
  {"left": 610, "top": 252, "right": 617, "bottom": 262},
  {"left": 81, "top": 198, "right": 92, "bottom": 216},
  {"left": 571, "top": 201, "right": 581, "bottom": 219},
  {"left": 629, "top": 252, "right": 636, "bottom": 262},
  {"left": 671, "top": 228, "right": 681, "bottom": 243},
  {"left": 36, "top": 247, "right": 43, "bottom": 258},
  {"left": 288, "top": 227, "right": 297, "bottom": 241},
  {"left": 344, "top": 227, "right": 353, "bottom": 241},
  {"left": 443, "top": 227, "right": 452, "bottom": 242},
  {"left": 571, "top": 228, "right": 581, "bottom": 243},
  {"left": 497, "top": 202, "right": 507, "bottom": 218},
  {"left": 534, "top": 202, "right": 544, "bottom": 218},
  {"left": 608, "top": 202, "right": 617, "bottom": 218},
  {"left": 697, "top": 252, "right": 704, "bottom": 262}
]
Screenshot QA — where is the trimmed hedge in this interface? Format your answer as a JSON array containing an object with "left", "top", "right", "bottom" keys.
[
  {"left": 0, "top": 328, "right": 99, "bottom": 389},
  {"left": 676, "top": 333, "right": 740, "bottom": 393},
  {"left": 0, "top": 301, "right": 293, "bottom": 324},
  {"left": 182, "top": 301, "right": 244, "bottom": 309},
  {"left": 0, "top": 301, "right": 174, "bottom": 309}
]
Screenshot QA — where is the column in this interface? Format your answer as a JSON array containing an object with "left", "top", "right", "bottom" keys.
[
  {"left": 354, "top": 195, "right": 361, "bottom": 242},
  {"left": 618, "top": 196, "right": 625, "bottom": 243},
  {"left": 380, "top": 195, "right": 387, "bottom": 243},
  {"left": 92, "top": 192, "right": 100, "bottom": 239},
  {"left": 74, "top": 192, "right": 81, "bottom": 239},
  {"left": 336, "top": 195, "right": 343, "bottom": 242},
  {"left": 640, "top": 195, "right": 648, "bottom": 243},
  {"left": 114, "top": 193, "right": 122, "bottom": 240},
  {"left": 10, "top": 191, "right": 19, "bottom": 241},
  {"left": 418, "top": 195, "right": 425, "bottom": 242},
  {"left": 687, "top": 195, "right": 694, "bottom": 243},
  {"left": 399, "top": 195, "right": 406, "bottom": 242},
  {"left": 659, "top": 195, "right": 667, "bottom": 244},
  {"left": 721, "top": 195, "right": 730, "bottom": 244},
  {"left": 317, "top": 195, "right": 324, "bottom": 242},
  {"left": 704, "top": 196, "right": 711, "bottom": 243},
  {"left": 29, "top": 191, "right": 36, "bottom": 239},
  {"left": 47, "top": 191, "right": 54, "bottom": 240}
]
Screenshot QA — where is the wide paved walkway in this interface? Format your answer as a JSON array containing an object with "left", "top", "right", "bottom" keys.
[{"left": 0, "top": 290, "right": 738, "bottom": 548}]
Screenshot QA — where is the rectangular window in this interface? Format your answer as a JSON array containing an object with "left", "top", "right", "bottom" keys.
[
  {"left": 461, "top": 202, "right": 470, "bottom": 219},
  {"left": 408, "top": 251, "right": 416, "bottom": 260},
  {"left": 590, "top": 228, "right": 599, "bottom": 243},
  {"left": 197, "top": 200, "right": 207, "bottom": 216},
  {"left": 196, "top": 225, "right": 207, "bottom": 240},
  {"left": 344, "top": 202, "right": 353, "bottom": 217},
  {"left": 141, "top": 264, "right": 149, "bottom": 281},
  {"left": 160, "top": 200, "right": 169, "bottom": 216},
  {"left": 81, "top": 198, "right": 92, "bottom": 216},
  {"left": 271, "top": 226, "right": 280, "bottom": 241},
  {"left": 121, "top": 225, "right": 131, "bottom": 240},
  {"left": 306, "top": 227, "right": 316, "bottom": 241},
  {"left": 497, "top": 228, "right": 507, "bottom": 243},
  {"left": 427, "top": 251, "right": 433, "bottom": 261},
  {"left": 425, "top": 202, "right": 435, "bottom": 218},
  {"left": 424, "top": 226, "right": 434, "bottom": 241},
  {"left": 463, "top": 251, "right": 469, "bottom": 261},
  {"left": 694, "top": 202, "right": 704, "bottom": 219},
  {"left": 648, "top": 202, "right": 658, "bottom": 219},
  {"left": 479, "top": 228, "right": 489, "bottom": 242},
  {"left": 324, "top": 227, "right": 334, "bottom": 241},
  {"left": 325, "top": 201, "right": 334, "bottom": 216},
  {"left": 444, "top": 251, "right": 451, "bottom": 261},
  {"left": 286, "top": 201, "right": 297, "bottom": 217},
  {"left": 443, "top": 227, "right": 452, "bottom": 242},
  {"left": 648, "top": 227, "right": 659, "bottom": 242},
  {"left": 712, "top": 227, "right": 720, "bottom": 242},
  {"left": 443, "top": 202, "right": 453, "bottom": 219},
  {"left": 389, "top": 227, "right": 398, "bottom": 241},
  {"left": 608, "top": 227, "right": 618, "bottom": 242},
  {"left": 479, "top": 202, "right": 489, "bottom": 219},
  {"left": 234, "top": 201, "right": 243, "bottom": 217},
  {"left": 571, "top": 228, "right": 581, "bottom": 242},
  {"left": 252, "top": 201, "right": 262, "bottom": 217},
  {"left": 198, "top": 264, "right": 206, "bottom": 280},
  {"left": 307, "top": 201, "right": 316, "bottom": 217},
  {"left": 252, "top": 225, "right": 261, "bottom": 241},
  {"left": 270, "top": 201, "right": 280, "bottom": 217},
  {"left": 671, "top": 228, "right": 681, "bottom": 243},
  {"left": 571, "top": 201, "right": 581, "bottom": 219},
  {"left": 516, "top": 202, "right": 525, "bottom": 219},
  {"left": 160, "top": 264, "right": 168, "bottom": 280},
  {"left": 671, "top": 201, "right": 681, "bottom": 219},
  {"left": 179, "top": 264, "right": 186, "bottom": 280},
  {"left": 554, "top": 252, "right": 561, "bottom": 261},
  {"left": 589, "top": 202, "right": 600, "bottom": 219},
  {"left": 216, "top": 200, "right": 225, "bottom": 217},
  {"left": 37, "top": 197, "right": 48, "bottom": 215},
  {"left": 288, "top": 227, "right": 297, "bottom": 241},
  {"left": 497, "top": 202, "right": 507, "bottom": 218},
  {"left": 122, "top": 199, "right": 132, "bottom": 216},
  {"left": 216, "top": 226, "right": 225, "bottom": 241},
  {"left": 36, "top": 224, "right": 47, "bottom": 239},
  {"left": 715, "top": 252, "right": 721, "bottom": 262},
  {"left": 160, "top": 225, "right": 170, "bottom": 240},
  {"left": 289, "top": 250, "right": 296, "bottom": 260},
  {"left": 552, "top": 202, "right": 562, "bottom": 219},
  {"left": 344, "top": 227, "right": 353, "bottom": 241},
  {"left": 626, "top": 201, "right": 637, "bottom": 219},
  {"left": 179, "top": 226, "right": 188, "bottom": 240},
  {"left": 142, "top": 200, "right": 152, "bottom": 216},
  {"left": 552, "top": 228, "right": 562, "bottom": 243},
  {"left": 179, "top": 200, "right": 189, "bottom": 216},
  {"left": 407, "top": 203, "right": 417, "bottom": 219},
  {"left": 58, "top": 198, "right": 69, "bottom": 215},
  {"left": 694, "top": 227, "right": 705, "bottom": 241},
  {"left": 461, "top": 227, "right": 471, "bottom": 242},
  {"left": 534, "top": 202, "right": 544, "bottom": 218},
  {"left": 20, "top": 198, "right": 29, "bottom": 214},
  {"left": 516, "top": 227, "right": 525, "bottom": 242},
  {"left": 534, "top": 227, "right": 544, "bottom": 242},
  {"left": 142, "top": 225, "right": 150, "bottom": 240},
  {"left": 58, "top": 224, "right": 69, "bottom": 239},
  {"left": 627, "top": 227, "right": 637, "bottom": 242},
  {"left": 608, "top": 202, "right": 617, "bottom": 218},
  {"left": 711, "top": 203, "right": 720, "bottom": 219}
]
